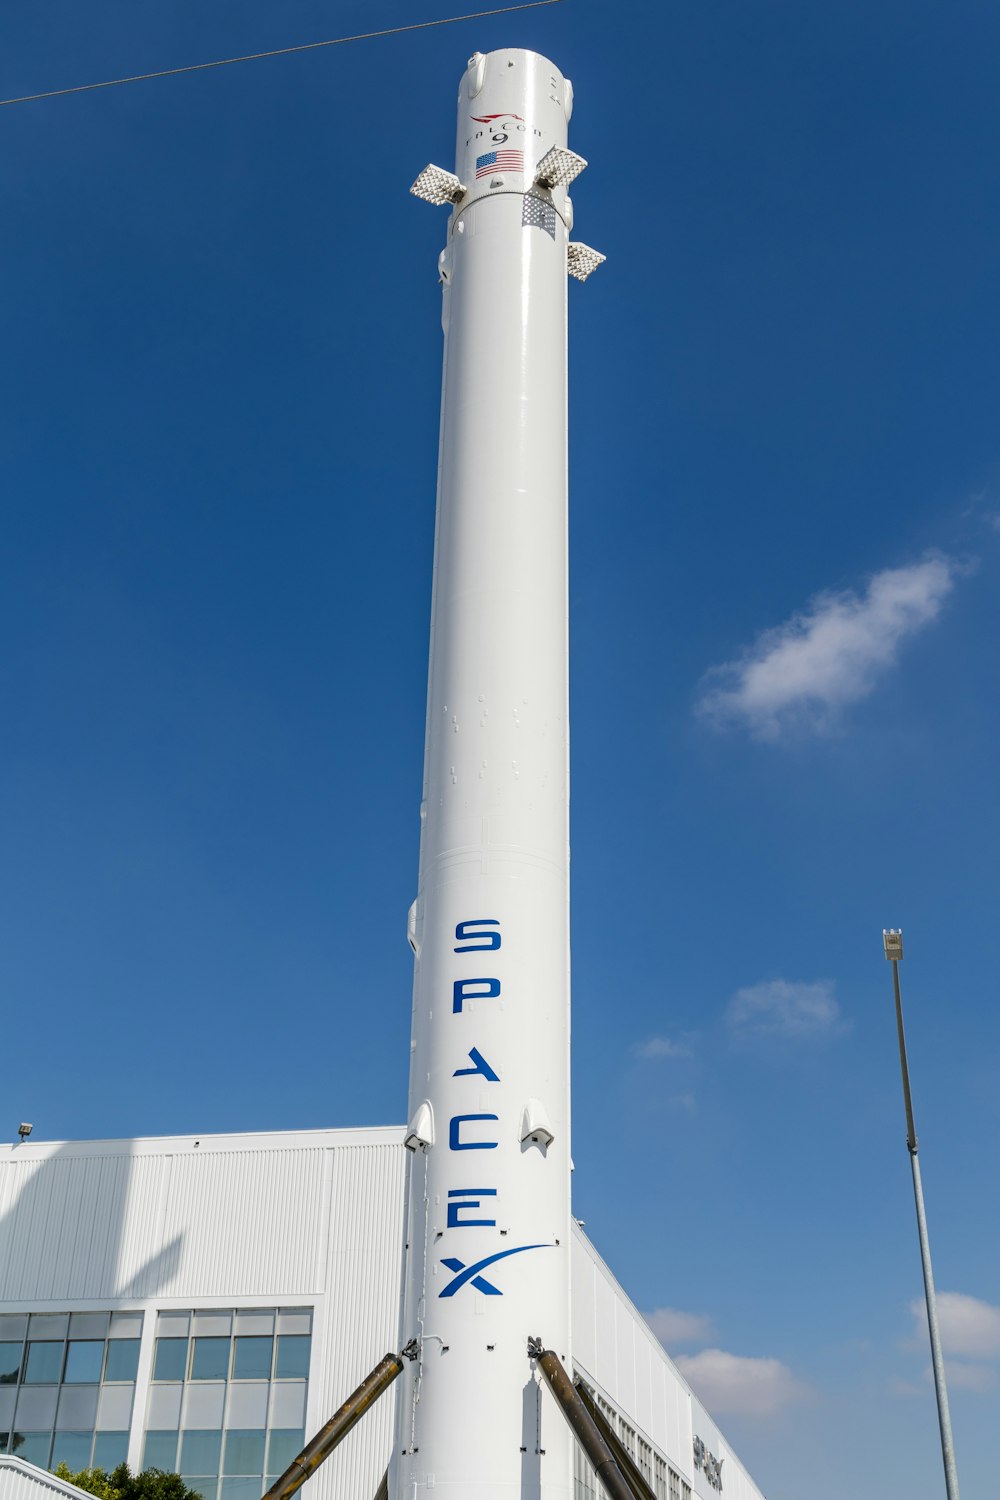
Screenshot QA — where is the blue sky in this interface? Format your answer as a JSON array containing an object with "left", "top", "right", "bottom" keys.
[{"left": 3, "top": 1, "right": 999, "bottom": 1496}]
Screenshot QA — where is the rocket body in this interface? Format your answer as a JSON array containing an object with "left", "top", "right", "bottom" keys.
[{"left": 394, "top": 49, "right": 577, "bottom": 1500}]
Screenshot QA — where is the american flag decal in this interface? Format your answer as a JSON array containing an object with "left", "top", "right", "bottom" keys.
[{"left": 476, "top": 149, "right": 524, "bottom": 178}]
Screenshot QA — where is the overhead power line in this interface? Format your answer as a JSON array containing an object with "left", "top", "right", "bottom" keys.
[{"left": 0, "top": 0, "right": 564, "bottom": 109}]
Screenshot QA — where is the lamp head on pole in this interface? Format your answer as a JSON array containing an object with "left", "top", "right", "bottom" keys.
[{"left": 883, "top": 928, "right": 903, "bottom": 961}]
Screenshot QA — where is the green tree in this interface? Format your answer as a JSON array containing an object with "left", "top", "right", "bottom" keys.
[{"left": 53, "top": 1463, "right": 208, "bottom": 1500}]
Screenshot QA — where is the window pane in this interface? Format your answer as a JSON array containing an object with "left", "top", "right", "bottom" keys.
[
  {"left": 157, "top": 1313, "right": 190, "bottom": 1338},
  {"left": 221, "top": 1479, "right": 263, "bottom": 1500},
  {"left": 146, "top": 1385, "right": 182, "bottom": 1430},
  {"left": 97, "top": 1384, "right": 134, "bottom": 1431},
  {"left": 109, "top": 1313, "right": 143, "bottom": 1340},
  {"left": 223, "top": 1430, "right": 265, "bottom": 1476},
  {"left": 56, "top": 1385, "right": 99, "bottom": 1429},
  {"left": 268, "top": 1384, "right": 305, "bottom": 1429},
  {"left": 64, "top": 1341, "right": 105, "bottom": 1384},
  {"left": 144, "top": 1430, "right": 179, "bottom": 1470},
  {"left": 266, "top": 1430, "right": 304, "bottom": 1474},
  {"left": 233, "top": 1312, "right": 273, "bottom": 1338},
  {"left": 274, "top": 1311, "right": 310, "bottom": 1337},
  {"left": 192, "top": 1313, "right": 232, "bottom": 1338},
  {"left": 182, "top": 1481, "right": 218, "bottom": 1500},
  {"left": 154, "top": 1339, "right": 188, "bottom": 1382},
  {"left": 191, "top": 1339, "right": 230, "bottom": 1381},
  {"left": 12, "top": 1432, "right": 52, "bottom": 1466},
  {"left": 273, "top": 1338, "right": 309, "bottom": 1380},
  {"left": 182, "top": 1384, "right": 225, "bottom": 1429},
  {"left": 69, "top": 1315, "right": 109, "bottom": 1340},
  {"left": 28, "top": 1316, "right": 68, "bottom": 1341},
  {"left": 0, "top": 1317, "right": 28, "bottom": 1342},
  {"left": 181, "top": 1430, "right": 222, "bottom": 1473},
  {"left": 226, "top": 1384, "right": 267, "bottom": 1429},
  {"left": 0, "top": 1344, "right": 21, "bottom": 1385},
  {"left": 16, "top": 1386, "right": 58, "bottom": 1429},
  {"left": 232, "top": 1339, "right": 272, "bottom": 1382},
  {"left": 93, "top": 1432, "right": 129, "bottom": 1470},
  {"left": 24, "top": 1343, "right": 64, "bottom": 1383},
  {"left": 0, "top": 1389, "right": 15, "bottom": 1428},
  {"left": 51, "top": 1431, "right": 94, "bottom": 1472},
  {"left": 104, "top": 1341, "right": 140, "bottom": 1382}
]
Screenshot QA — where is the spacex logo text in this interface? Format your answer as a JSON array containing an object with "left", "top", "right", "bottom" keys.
[{"left": 437, "top": 916, "right": 550, "bottom": 1297}]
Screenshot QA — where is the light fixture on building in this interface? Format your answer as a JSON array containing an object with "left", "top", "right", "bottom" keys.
[{"left": 18, "top": 1122, "right": 33, "bottom": 1141}]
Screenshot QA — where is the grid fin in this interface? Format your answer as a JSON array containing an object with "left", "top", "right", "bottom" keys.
[
  {"left": 567, "top": 242, "right": 606, "bottom": 281},
  {"left": 533, "top": 145, "right": 588, "bottom": 189},
  {"left": 410, "top": 164, "right": 465, "bottom": 206}
]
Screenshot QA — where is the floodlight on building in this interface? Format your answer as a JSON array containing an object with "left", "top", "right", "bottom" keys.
[{"left": 17, "top": 1123, "right": 32, "bottom": 1141}]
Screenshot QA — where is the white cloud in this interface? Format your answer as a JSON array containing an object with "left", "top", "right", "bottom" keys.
[
  {"left": 697, "top": 555, "right": 960, "bottom": 740},
  {"left": 633, "top": 1036, "right": 692, "bottom": 1059},
  {"left": 674, "top": 1349, "right": 807, "bottom": 1417},
  {"left": 910, "top": 1291, "right": 1000, "bottom": 1358},
  {"left": 889, "top": 1375, "right": 923, "bottom": 1397},
  {"left": 726, "top": 978, "right": 844, "bottom": 1039},
  {"left": 646, "top": 1308, "right": 714, "bottom": 1347}
]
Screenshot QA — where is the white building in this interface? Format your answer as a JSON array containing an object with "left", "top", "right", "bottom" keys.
[{"left": 0, "top": 1130, "right": 765, "bottom": 1500}]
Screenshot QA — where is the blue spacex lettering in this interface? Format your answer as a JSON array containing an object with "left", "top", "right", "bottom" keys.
[
  {"left": 439, "top": 1244, "right": 549, "bottom": 1298},
  {"left": 454, "top": 1047, "right": 500, "bottom": 1082},
  {"left": 454, "top": 919, "right": 501, "bottom": 952}
]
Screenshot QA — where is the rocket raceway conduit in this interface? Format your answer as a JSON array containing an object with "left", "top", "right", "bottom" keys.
[
  {"left": 574, "top": 1382, "right": 660, "bottom": 1500},
  {"left": 259, "top": 1345, "right": 415, "bottom": 1500},
  {"left": 529, "top": 1341, "right": 637, "bottom": 1500}
]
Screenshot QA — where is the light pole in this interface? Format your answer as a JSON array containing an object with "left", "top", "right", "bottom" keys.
[{"left": 883, "top": 928, "right": 960, "bottom": 1500}]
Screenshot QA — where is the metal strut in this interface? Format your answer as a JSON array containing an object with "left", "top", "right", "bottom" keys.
[
  {"left": 575, "top": 1383, "right": 658, "bottom": 1500},
  {"left": 260, "top": 1343, "right": 417, "bottom": 1500},
  {"left": 528, "top": 1340, "right": 636, "bottom": 1500}
]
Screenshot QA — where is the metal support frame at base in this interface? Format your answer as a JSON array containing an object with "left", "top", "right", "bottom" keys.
[
  {"left": 574, "top": 1383, "right": 659, "bottom": 1500},
  {"left": 260, "top": 1344, "right": 417, "bottom": 1500},
  {"left": 529, "top": 1340, "right": 635, "bottom": 1500}
]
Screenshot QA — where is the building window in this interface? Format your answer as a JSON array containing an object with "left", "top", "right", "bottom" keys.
[
  {"left": 681, "top": 1483, "right": 692, "bottom": 1500},
  {"left": 144, "top": 1308, "right": 311, "bottom": 1500},
  {"left": 0, "top": 1311, "right": 139, "bottom": 1473}
]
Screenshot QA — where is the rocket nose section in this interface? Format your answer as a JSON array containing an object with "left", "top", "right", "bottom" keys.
[{"left": 454, "top": 48, "right": 574, "bottom": 207}]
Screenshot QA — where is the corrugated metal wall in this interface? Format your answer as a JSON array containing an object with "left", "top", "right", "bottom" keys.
[
  {"left": 0, "top": 1459, "right": 94, "bottom": 1500},
  {"left": 0, "top": 1131, "right": 406, "bottom": 1500}
]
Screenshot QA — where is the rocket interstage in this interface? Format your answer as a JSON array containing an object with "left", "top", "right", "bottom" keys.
[{"left": 394, "top": 49, "right": 602, "bottom": 1500}]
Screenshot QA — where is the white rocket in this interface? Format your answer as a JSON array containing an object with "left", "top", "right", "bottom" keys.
[{"left": 394, "top": 46, "right": 603, "bottom": 1500}]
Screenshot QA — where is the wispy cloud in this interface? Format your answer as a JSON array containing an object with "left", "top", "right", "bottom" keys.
[
  {"left": 632, "top": 1035, "right": 692, "bottom": 1060},
  {"left": 646, "top": 1307, "right": 714, "bottom": 1347},
  {"left": 910, "top": 1291, "right": 1000, "bottom": 1359},
  {"left": 674, "top": 1349, "right": 808, "bottom": 1417},
  {"left": 696, "top": 555, "right": 961, "bottom": 740},
  {"left": 726, "top": 978, "right": 844, "bottom": 1040}
]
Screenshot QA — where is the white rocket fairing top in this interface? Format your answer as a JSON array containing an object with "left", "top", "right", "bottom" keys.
[{"left": 394, "top": 48, "right": 599, "bottom": 1500}]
